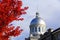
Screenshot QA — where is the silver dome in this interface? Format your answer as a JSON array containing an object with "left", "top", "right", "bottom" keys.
[{"left": 30, "top": 12, "right": 46, "bottom": 25}]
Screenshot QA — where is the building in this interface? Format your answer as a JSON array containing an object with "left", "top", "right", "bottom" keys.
[
  {"left": 38, "top": 28, "right": 60, "bottom": 40},
  {"left": 25, "top": 12, "right": 60, "bottom": 40},
  {"left": 25, "top": 12, "right": 46, "bottom": 40}
]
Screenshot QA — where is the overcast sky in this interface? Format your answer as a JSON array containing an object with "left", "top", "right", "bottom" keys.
[{"left": 11, "top": 0, "right": 60, "bottom": 40}]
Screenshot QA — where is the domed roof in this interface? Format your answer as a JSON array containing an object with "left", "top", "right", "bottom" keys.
[{"left": 30, "top": 12, "right": 46, "bottom": 25}]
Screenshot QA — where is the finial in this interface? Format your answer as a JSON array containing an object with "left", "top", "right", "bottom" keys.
[{"left": 36, "top": 12, "right": 39, "bottom": 18}]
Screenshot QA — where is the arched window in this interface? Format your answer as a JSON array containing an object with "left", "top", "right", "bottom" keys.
[
  {"left": 39, "top": 27, "right": 40, "bottom": 32},
  {"left": 35, "top": 27, "right": 37, "bottom": 32},
  {"left": 31, "top": 27, "right": 34, "bottom": 32}
]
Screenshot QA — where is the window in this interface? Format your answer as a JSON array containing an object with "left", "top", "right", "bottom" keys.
[
  {"left": 35, "top": 27, "right": 37, "bottom": 32},
  {"left": 58, "top": 33, "right": 60, "bottom": 40},
  {"left": 39, "top": 27, "right": 40, "bottom": 32},
  {"left": 31, "top": 27, "right": 34, "bottom": 32}
]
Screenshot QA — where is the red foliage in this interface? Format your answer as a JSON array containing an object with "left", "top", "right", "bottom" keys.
[{"left": 0, "top": 0, "right": 28, "bottom": 40}]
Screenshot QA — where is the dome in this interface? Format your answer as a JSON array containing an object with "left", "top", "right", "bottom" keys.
[
  {"left": 30, "top": 17, "right": 45, "bottom": 25},
  {"left": 30, "top": 12, "right": 46, "bottom": 25},
  {"left": 30, "top": 12, "right": 46, "bottom": 36}
]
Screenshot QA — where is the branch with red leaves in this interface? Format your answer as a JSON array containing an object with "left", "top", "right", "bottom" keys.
[{"left": 0, "top": 0, "right": 28, "bottom": 40}]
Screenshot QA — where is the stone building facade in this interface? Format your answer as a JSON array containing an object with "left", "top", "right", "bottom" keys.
[
  {"left": 25, "top": 28, "right": 60, "bottom": 40},
  {"left": 39, "top": 28, "right": 60, "bottom": 40}
]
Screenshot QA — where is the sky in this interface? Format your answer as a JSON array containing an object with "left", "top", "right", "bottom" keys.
[{"left": 10, "top": 0, "right": 60, "bottom": 40}]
